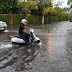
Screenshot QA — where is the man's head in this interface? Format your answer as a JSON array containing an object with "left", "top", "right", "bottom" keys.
[{"left": 21, "top": 19, "right": 27, "bottom": 25}]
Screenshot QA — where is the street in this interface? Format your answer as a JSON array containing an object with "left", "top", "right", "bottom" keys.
[{"left": 0, "top": 21, "right": 72, "bottom": 72}]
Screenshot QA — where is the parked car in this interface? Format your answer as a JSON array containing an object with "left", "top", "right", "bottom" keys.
[
  {"left": 0, "top": 21, "right": 7, "bottom": 31},
  {"left": 70, "top": 18, "right": 72, "bottom": 22}
]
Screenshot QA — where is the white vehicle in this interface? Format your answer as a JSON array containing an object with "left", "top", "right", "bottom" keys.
[
  {"left": 0, "top": 21, "right": 7, "bottom": 31},
  {"left": 11, "top": 29, "right": 40, "bottom": 45}
]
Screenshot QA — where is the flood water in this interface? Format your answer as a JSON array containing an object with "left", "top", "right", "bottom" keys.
[{"left": 0, "top": 21, "right": 72, "bottom": 72}]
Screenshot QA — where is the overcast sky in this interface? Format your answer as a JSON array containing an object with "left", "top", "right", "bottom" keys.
[{"left": 53, "top": 0, "right": 70, "bottom": 8}]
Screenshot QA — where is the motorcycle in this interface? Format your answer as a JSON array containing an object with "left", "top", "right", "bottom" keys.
[{"left": 11, "top": 29, "right": 40, "bottom": 45}]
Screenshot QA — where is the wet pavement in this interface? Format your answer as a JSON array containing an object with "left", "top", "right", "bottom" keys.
[{"left": 0, "top": 21, "right": 72, "bottom": 72}]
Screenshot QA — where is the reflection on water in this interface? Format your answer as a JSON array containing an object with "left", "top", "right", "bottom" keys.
[
  {"left": 47, "top": 33, "right": 53, "bottom": 54},
  {"left": 65, "top": 29, "right": 72, "bottom": 63},
  {"left": 0, "top": 21, "right": 72, "bottom": 72}
]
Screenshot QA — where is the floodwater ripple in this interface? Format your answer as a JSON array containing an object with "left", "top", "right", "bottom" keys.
[{"left": 0, "top": 21, "right": 72, "bottom": 72}]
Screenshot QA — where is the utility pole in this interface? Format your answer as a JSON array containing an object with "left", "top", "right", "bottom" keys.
[{"left": 42, "top": 0, "right": 45, "bottom": 24}]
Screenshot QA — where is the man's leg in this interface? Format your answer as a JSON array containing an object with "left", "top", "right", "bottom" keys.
[
  {"left": 26, "top": 34, "right": 30, "bottom": 42},
  {"left": 20, "top": 33, "right": 27, "bottom": 42},
  {"left": 20, "top": 33, "right": 30, "bottom": 43}
]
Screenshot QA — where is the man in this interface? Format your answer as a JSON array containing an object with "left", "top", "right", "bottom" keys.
[{"left": 19, "top": 19, "right": 30, "bottom": 43}]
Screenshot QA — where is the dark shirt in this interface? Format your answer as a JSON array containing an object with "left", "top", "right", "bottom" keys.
[{"left": 19, "top": 23, "right": 25, "bottom": 34}]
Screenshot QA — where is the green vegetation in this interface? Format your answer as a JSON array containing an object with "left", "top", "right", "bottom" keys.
[
  {"left": 0, "top": 15, "right": 9, "bottom": 24},
  {"left": 0, "top": 0, "right": 19, "bottom": 14},
  {"left": 0, "top": 0, "right": 70, "bottom": 25},
  {"left": 70, "top": 10, "right": 72, "bottom": 17},
  {"left": 68, "top": 0, "right": 72, "bottom": 17},
  {"left": 13, "top": 14, "right": 69, "bottom": 25},
  {"left": 35, "top": 16, "right": 42, "bottom": 24},
  {"left": 13, "top": 14, "right": 24, "bottom": 25},
  {"left": 68, "top": 0, "right": 72, "bottom": 4},
  {"left": 18, "top": 0, "right": 38, "bottom": 15},
  {"left": 0, "top": 14, "right": 69, "bottom": 25},
  {"left": 44, "top": 7, "right": 57, "bottom": 16},
  {"left": 68, "top": 0, "right": 72, "bottom": 9}
]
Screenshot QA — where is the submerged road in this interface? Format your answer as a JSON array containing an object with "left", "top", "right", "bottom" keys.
[{"left": 0, "top": 21, "right": 72, "bottom": 72}]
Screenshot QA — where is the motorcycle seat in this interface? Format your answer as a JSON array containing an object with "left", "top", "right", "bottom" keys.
[{"left": 15, "top": 34, "right": 23, "bottom": 39}]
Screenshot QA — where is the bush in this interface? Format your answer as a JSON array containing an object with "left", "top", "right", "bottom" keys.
[
  {"left": 13, "top": 14, "right": 24, "bottom": 25},
  {"left": 0, "top": 14, "right": 69, "bottom": 25},
  {"left": 28, "top": 16, "right": 34, "bottom": 24},
  {"left": 44, "top": 7, "right": 57, "bottom": 16},
  {"left": 0, "top": 14, "right": 9, "bottom": 24},
  {"left": 35, "top": 16, "right": 41, "bottom": 24}
]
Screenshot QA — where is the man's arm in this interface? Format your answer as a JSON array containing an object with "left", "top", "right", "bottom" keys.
[
  {"left": 22, "top": 30, "right": 30, "bottom": 34},
  {"left": 24, "top": 26, "right": 30, "bottom": 29}
]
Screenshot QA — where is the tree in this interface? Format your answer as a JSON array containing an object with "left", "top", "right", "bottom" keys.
[
  {"left": 0, "top": 0, "right": 19, "bottom": 14},
  {"left": 44, "top": 7, "right": 57, "bottom": 16},
  {"left": 18, "top": 0, "right": 38, "bottom": 15},
  {"left": 54, "top": 7, "right": 63, "bottom": 12},
  {"left": 35, "top": 0, "right": 53, "bottom": 16},
  {"left": 68, "top": 0, "right": 72, "bottom": 4}
]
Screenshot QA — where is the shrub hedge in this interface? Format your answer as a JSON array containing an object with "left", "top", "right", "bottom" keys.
[
  {"left": 0, "top": 14, "right": 9, "bottom": 24},
  {"left": 0, "top": 14, "right": 69, "bottom": 25},
  {"left": 13, "top": 14, "right": 24, "bottom": 25}
]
